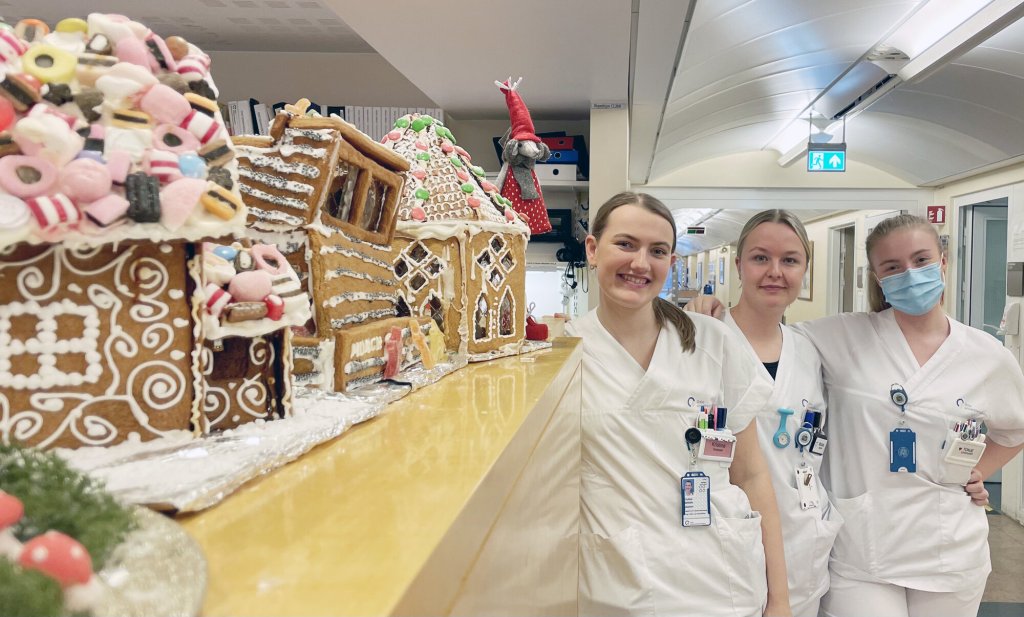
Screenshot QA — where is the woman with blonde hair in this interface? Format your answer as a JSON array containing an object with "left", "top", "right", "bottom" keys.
[
  {"left": 569, "top": 191, "right": 790, "bottom": 616},
  {"left": 690, "top": 213, "right": 1024, "bottom": 617},
  {"left": 689, "top": 209, "right": 841, "bottom": 616}
]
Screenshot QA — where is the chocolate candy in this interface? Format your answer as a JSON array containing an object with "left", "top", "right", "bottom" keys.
[
  {"left": 166, "top": 36, "right": 189, "bottom": 61},
  {"left": 158, "top": 72, "right": 189, "bottom": 94},
  {"left": 187, "top": 79, "right": 217, "bottom": 101},
  {"left": 206, "top": 166, "right": 232, "bottom": 190},
  {"left": 74, "top": 88, "right": 103, "bottom": 122},
  {"left": 225, "top": 301, "right": 269, "bottom": 322},
  {"left": 42, "top": 83, "right": 72, "bottom": 106},
  {"left": 125, "top": 172, "right": 161, "bottom": 223}
]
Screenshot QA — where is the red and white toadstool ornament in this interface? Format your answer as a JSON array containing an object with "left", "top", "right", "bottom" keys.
[
  {"left": 494, "top": 77, "right": 553, "bottom": 236},
  {"left": 19, "top": 530, "right": 103, "bottom": 612},
  {"left": 0, "top": 490, "right": 24, "bottom": 560}
]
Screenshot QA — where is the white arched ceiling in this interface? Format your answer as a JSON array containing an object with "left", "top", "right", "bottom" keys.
[
  {"left": 642, "top": 0, "right": 1024, "bottom": 186},
  {"left": 646, "top": 0, "right": 922, "bottom": 182}
]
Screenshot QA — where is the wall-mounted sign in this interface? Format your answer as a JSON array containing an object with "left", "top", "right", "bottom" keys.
[
  {"left": 926, "top": 205, "right": 946, "bottom": 224},
  {"left": 807, "top": 142, "right": 847, "bottom": 172},
  {"left": 686, "top": 227, "right": 706, "bottom": 235}
]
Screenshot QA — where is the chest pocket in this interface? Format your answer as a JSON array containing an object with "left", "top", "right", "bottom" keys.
[{"left": 904, "top": 402, "right": 985, "bottom": 485}]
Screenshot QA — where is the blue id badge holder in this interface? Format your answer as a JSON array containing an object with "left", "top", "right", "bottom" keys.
[
  {"left": 889, "top": 384, "right": 917, "bottom": 473},
  {"left": 682, "top": 427, "right": 711, "bottom": 527},
  {"left": 681, "top": 471, "right": 711, "bottom": 527}
]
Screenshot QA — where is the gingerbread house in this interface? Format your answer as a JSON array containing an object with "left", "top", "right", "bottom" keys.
[
  {"left": 235, "top": 107, "right": 529, "bottom": 392},
  {"left": 381, "top": 114, "right": 529, "bottom": 357},
  {"left": 0, "top": 14, "right": 310, "bottom": 449}
]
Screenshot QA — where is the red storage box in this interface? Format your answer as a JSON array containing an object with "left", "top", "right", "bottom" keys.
[{"left": 542, "top": 136, "right": 574, "bottom": 150}]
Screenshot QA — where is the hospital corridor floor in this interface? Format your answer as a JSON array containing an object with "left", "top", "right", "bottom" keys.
[{"left": 980, "top": 511, "right": 1024, "bottom": 617}]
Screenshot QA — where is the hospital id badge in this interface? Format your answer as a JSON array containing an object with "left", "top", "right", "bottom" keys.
[
  {"left": 681, "top": 471, "right": 711, "bottom": 527},
  {"left": 795, "top": 463, "right": 819, "bottom": 510},
  {"left": 889, "top": 427, "right": 917, "bottom": 473}
]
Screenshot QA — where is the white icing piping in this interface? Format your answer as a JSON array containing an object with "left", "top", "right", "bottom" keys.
[
  {"left": 238, "top": 167, "right": 314, "bottom": 195},
  {"left": 239, "top": 184, "right": 310, "bottom": 212},
  {"left": 323, "top": 291, "right": 396, "bottom": 308},
  {"left": 235, "top": 150, "right": 321, "bottom": 179},
  {"left": 324, "top": 267, "right": 396, "bottom": 287},
  {"left": 247, "top": 207, "right": 306, "bottom": 227},
  {"left": 330, "top": 308, "right": 396, "bottom": 328},
  {"left": 318, "top": 245, "right": 391, "bottom": 270}
]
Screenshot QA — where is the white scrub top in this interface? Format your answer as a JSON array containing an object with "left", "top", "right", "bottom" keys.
[
  {"left": 795, "top": 309, "right": 1024, "bottom": 592},
  {"left": 724, "top": 310, "right": 842, "bottom": 613},
  {"left": 569, "top": 310, "right": 774, "bottom": 617}
]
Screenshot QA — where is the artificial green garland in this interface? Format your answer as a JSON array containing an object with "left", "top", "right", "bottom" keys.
[{"left": 0, "top": 443, "right": 137, "bottom": 616}]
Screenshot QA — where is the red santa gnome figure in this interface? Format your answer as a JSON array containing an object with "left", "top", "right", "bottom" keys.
[{"left": 495, "top": 77, "right": 553, "bottom": 236}]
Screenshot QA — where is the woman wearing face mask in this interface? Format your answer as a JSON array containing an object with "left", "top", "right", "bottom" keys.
[
  {"left": 568, "top": 192, "right": 791, "bottom": 616},
  {"left": 709, "top": 210, "right": 842, "bottom": 617},
  {"left": 688, "top": 214, "right": 1024, "bottom": 616}
]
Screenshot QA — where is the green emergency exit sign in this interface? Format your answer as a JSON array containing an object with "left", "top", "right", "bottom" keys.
[{"left": 807, "top": 142, "right": 847, "bottom": 172}]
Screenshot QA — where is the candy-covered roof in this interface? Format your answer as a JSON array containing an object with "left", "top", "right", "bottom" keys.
[
  {"left": 0, "top": 13, "right": 246, "bottom": 251},
  {"left": 381, "top": 114, "right": 528, "bottom": 232}
]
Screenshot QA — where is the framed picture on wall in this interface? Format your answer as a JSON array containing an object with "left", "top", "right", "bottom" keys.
[
  {"left": 718, "top": 257, "right": 725, "bottom": 284},
  {"left": 799, "top": 241, "right": 814, "bottom": 300}
]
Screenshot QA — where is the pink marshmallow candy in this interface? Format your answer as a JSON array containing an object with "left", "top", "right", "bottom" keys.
[
  {"left": 139, "top": 84, "right": 191, "bottom": 125},
  {"left": 158, "top": 177, "right": 205, "bottom": 231},
  {"left": 105, "top": 150, "right": 132, "bottom": 184},
  {"left": 114, "top": 37, "right": 152, "bottom": 71},
  {"left": 227, "top": 270, "right": 273, "bottom": 302},
  {"left": 60, "top": 158, "right": 112, "bottom": 203},
  {"left": 82, "top": 194, "right": 129, "bottom": 228}
]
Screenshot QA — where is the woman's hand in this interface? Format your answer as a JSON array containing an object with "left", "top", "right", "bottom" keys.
[
  {"left": 965, "top": 468, "right": 989, "bottom": 506},
  {"left": 683, "top": 295, "right": 725, "bottom": 319}
]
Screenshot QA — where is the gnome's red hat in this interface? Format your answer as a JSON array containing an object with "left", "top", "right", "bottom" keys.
[{"left": 496, "top": 77, "right": 541, "bottom": 143}]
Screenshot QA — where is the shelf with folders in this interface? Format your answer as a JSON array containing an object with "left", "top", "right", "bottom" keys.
[{"left": 219, "top": 99, "right": 445, "bottom": 139}]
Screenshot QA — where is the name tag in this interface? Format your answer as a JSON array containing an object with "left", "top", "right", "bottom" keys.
[
  {"left": 697, "top": 430, "right": 736, "bottom": 464},
  {"left": 681, "top": 471, "right": 711, "bottom": 527}
]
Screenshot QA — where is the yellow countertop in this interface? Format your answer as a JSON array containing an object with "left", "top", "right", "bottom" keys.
[{"left": 179, "top": 338, "right": 581, "bottom": 616}]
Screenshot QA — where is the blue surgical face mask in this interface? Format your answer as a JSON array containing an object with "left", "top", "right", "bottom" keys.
[{"left": 878, "top": 262, "right": 944, "bottom": 315}]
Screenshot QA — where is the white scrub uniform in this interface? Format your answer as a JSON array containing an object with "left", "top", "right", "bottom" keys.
[
  {"left": 795, "top": 310, "right": 1024, "bottom": 610},
  {"left": 569, "top": 310, "right": 774, "bottom": 617},
  {"left": 724, "top": 310, "right": 842, "bottom": 617}
]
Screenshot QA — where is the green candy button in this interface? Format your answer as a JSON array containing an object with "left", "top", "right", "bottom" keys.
[
  {"left": 394, "top": 118, "right": 410, "bottom": 129},
  {"left": 422, "top": 115, "right": 434, "bottom": 125},
  {"left": 460, "top": 183, "right": 475, "bottom": 194},
  {"left": 411, "top": 118, "right": 427, "bottom": 132},
  {"left": 415, "top": 187, "right": 430, "bottom": 200},
  {"left": 471, "top": 165, "right": 485, "bottom": 177},
  {"left": 449, "top": 156, "right": 463, "bottom": 168},
  {"left": 416, "top": 152, "right": 430, "bottom": 161}
]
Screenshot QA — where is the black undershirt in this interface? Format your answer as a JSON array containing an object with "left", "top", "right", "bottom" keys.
[{"left": 763, "top": 360, "right": 779, "bottom": 380}]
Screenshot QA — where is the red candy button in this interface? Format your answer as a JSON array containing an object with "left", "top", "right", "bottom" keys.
[
  {"left": 412, "top": 169, "right": 427, "bottom": 180},
  {"left": 467, "top": 196, "right": 480, "bottom": 208},
  {"left": 440, "top": 143, "right": 454, "bottom": 153},
  {"left": 456, "top": 170, "right": 469, "bottom": 182},
  {"left": 411, "top": 205, "right": 426, "bottom": 221},
  {"left": 481, "top": 181, "right": 497, "bottom": 193},
  {"left": 0, "top": 98, "right": 13, "bottom": 132},
  {"left": 388, "top": 130, "right": 401, "bottom": 141},
  {"left": 415, "top": 141, "right": 428, "bottom": 151},
  {"left": 455, "top": 146, "right": 470, "bottom": 160},
  {"left": 505, "top": 209, "right": 516, "bottom": 221}
]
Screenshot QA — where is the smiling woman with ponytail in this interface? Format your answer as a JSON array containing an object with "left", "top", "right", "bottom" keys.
[{"left": 567, "top": 191, "right": 790, "bottom": 616}]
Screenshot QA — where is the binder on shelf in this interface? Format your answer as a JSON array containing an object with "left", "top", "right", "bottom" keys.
[
  {"left": 541, "top": 136, "right": 574, "bottom": 150},
  {"left": 326, "top": 105, "right": 345, "bottom": 120},
  {"left": 543, "top": 149, "right": 579, "bottom": 164},
  {"left": 534, "top": 164, "right": 577, "bottom": 181}
]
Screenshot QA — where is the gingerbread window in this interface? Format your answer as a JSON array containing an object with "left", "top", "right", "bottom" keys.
[{"left": 319, "top": 137, "right": 403, "bottom": 246}]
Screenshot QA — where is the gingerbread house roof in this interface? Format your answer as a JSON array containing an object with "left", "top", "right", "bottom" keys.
[
  {"left": 381, "top": 114, "right": 528, "bottom": 233},
  {"left": 0, "top": 13, "right": 248, "bottom": 251},
  {"left": 234, "top": 111, "right": 409, "bottom": 239}
]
